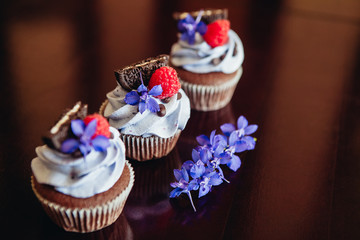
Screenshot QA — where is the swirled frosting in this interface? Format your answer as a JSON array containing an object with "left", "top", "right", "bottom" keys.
[
  {"left": 104, "top": 87, "right": 190, "bottom": 138},
  {"left": 31, "top": 127, "right": 125, "bottom": 198},
  {"left": 170, "top": 30, "right": 244, "bottom": 74}
]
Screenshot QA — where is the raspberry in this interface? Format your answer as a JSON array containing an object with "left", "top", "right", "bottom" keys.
[
  {"left": 148, "top": 66, "right": 181, "bottom": 99},
  {"left": 84, "top": 114, "right": 111, "bottom": 139},
  {"left": 203, "top": 20, "right": 230, "bottom": 48}
]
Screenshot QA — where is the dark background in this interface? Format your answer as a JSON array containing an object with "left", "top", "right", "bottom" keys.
[{"left": 0, "top": 0, "right": 359, "bottom": 239}]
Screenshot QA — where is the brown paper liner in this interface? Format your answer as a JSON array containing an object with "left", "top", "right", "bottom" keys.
[
  {"left": 31, "top": 161, "right": 135, "bottom": 233},
  {"left": 180, "top": 67, "right": 242, "bottom": 111},
  {"left": 120, "top": 130, "right": 181, "bottom": 161},
  {"left": 99, "top": 101, "right": 182, "bottom": 161}
]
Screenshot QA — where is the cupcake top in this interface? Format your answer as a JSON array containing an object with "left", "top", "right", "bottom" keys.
[
  {"left": 170, "top": 9, "right": 244, "bottom": 74},
  {"left": 31, "top": 102, "right": 126, "bottom": 198},
  {"left": 104, "top": 55, "right": 191, "bottom": 138}
]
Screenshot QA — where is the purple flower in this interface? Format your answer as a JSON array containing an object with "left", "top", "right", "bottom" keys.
[
  {"left": 196, "top": 130, "right": 227, "bottom": 152},
  {"left": 124, "top": 73, "right": 162, "bottom": 114},
  {"left": 198, "top": 171, "right": 223, "bottom": 198},
  {"left": 61, "top": 119, "right": 110, "bottom": 157},
  {"left": 177, "top": 10, "right": 207, "bottom": 45},
  {"left": 221, "top": 115, "right": 258, "bottom": 151},
  {"left": 170, "top": 167, "right": 197, "bottom": 212}
]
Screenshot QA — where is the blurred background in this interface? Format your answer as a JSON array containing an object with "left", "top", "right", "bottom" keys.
[{"left": 0, "top": 0, "right": 360, "bottom": 239}]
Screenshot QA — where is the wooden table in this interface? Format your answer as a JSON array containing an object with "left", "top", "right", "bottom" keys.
[{"left": 1, "top": 0, "right": 359, "bottom": 239}]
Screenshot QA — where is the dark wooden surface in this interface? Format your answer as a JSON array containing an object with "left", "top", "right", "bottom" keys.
[{"left": 1, "top": 0, "right": 359, "bottom": 239}]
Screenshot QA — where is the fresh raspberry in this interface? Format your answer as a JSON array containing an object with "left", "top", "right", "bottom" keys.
[
  {"left": 84, "top": 114, "right": 111, "bottom": 139},
  {"left": 203, "top": 20, "right": 230, "bottom": 48},
  {"left": 148, "top": 66, "right": 181, "bottom": 99}
]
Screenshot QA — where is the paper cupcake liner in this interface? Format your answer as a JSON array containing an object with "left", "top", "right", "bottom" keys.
[
  {"left": 99, "top": 100, "right": 182, "bottom": 161},
  {"left": 31, "top": 160, "right": 135, "bottom": 233},
  {"left": 180, "top": 67, "right": 242, "bottom": 111},
  {"left": 120, "top": 130, "right": 181, "bottom": 161}
]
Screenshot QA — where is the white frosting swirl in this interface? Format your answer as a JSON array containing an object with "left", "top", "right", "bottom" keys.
[
  {"left": 31, "top": 127, "right": 126, "bottom": 198},
  {"left": 104, "top": 87, "right": 190, "bottom": 138},
  {"left": 170, "top": 30, "right": 244, "bottom": 74}
]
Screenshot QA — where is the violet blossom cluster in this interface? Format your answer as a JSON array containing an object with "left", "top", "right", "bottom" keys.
[{"left": 170, "top": 116, "right": 258, "bottom": 211}]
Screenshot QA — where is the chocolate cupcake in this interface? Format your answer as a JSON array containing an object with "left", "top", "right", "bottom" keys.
[
  {"left": 100, "top": 54, "right": 191, "bottom": 161},
  {"left": 31, "top": 102, "right": 134, "bottom": 232},
  {"left": 170, "top": 9, "right": 244, "bottom": 111}
]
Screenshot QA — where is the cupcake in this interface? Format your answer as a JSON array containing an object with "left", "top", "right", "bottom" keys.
[
  {"left": 170, "top": 9, "right": 244, "bottom": 111},
  {"left": 100, "top": 54, "right": 191, "bottom": 161},
  {"left": 31, "top": 101, "right": 134, "bottom": 233}
]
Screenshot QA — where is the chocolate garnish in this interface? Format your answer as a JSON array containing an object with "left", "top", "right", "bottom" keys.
[
  {"left": 173, "top": 9, "right": 228, "bottom": 25},
  {"left": 161, "top": 97, "right": 171, "bottom": 103},
  {"left": 177, "top": 92, "right": 182, "bottom": 100},
  {"left": 114, "top": 54, "right": 169, "bottom": 91},
  {"left": 212, "top": 53, "right": 227, "bottom": 65},
  {"left": 42, "top": 101, "right": 88, "bottom": 155},
  {"left": 212, "top": 58, "right": 221, "bottom": 65},
  {"left": 233, "top": 42, "right": 238, "bottom": 56},
  {"left": 157, "top": 104, "right": 166, "bottom": 117}
]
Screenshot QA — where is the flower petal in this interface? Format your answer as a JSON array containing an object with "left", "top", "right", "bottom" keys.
[
  {"left": 84, "top": 119, "right": 97, "bottom": 139},
  {"left": 61, "top": 139, "right": 79, "bottom": 154},
  {"left": 197, "top": 21, "right": 207, "bottom": 35},
  {"left": 92, "top": 135, "right": 110, "bottom": 152},
  {"left": 219, "top": 153, "right": 231, "bottom": 164},
  {"left": 71, "top": 119, "right": 85, "bottom": 137},
  {"left": 124, "top": 91, "right": 140, "bottom": 105},
  {"left": 229, "top": 131, "right": 240, "bottom": 146},
  {"left": 138, "top": 101, "right": 146, "bottom": 114},
  {"left": 147, "top": 97, "right": 160, "bottom": 113},
  {"left": 214, "top": 145, "right": 224, "bottom": 158},
  {"left": 235, "top": 141, "right": 248, "bottom": 153},
  {"left": 208, "top": 172, "right": 223, "bottom": 186},
  {"left": 196, "top": 134, "right": 210, "bottom": 146},
  {"left": 79, "top": 144, "right": 91, "bottom": 156},
  {"left": 228, "top": 155, "right": 241, "bottom": 172},
  {"left": 220, "top": 123, "right": 236, "bottom": 136},
  {"left": 192, "top": 149, "right": 200, "bottom": 162},
  {"left": 245, "top": 124, "right": 258, "bottom": 135},
  {"left": 137, "top": 83, "right": 147, "bottom": 93},
  {"left": 182, "top": 160, "right": 194, "bottom": 172},
  {"left": 237, "top": 116, "right": 248, "bottom": 129},
  {"left": 209, "top": 130, "right": 216, "bottom": 145},
  {"left": 148, "top": 84, "right": 163, "bottom": 96},
  {"left": 174, "top": 169, "right": 182, "bottom": 181},
  {"left": 199, "top": 185, "right": 210, "bottom": 198},
  {"left": 187, "top": 33, "right": 196, "bottom": 45},
  {"left": 200, "top": 149, "right": 212, "bottom": 164},
  {"left": 181, "top": 167, "right": 189, "bottom": 182},
  {"left": 190, "top": 161, "right": 205, "bottom": 179},
  {"left": 189, "top": 179, "right": 199, "bottom": 191},
  {"left": 243, "top": 136, "right": 256, "bottom": 150},
  {"left": 213, "top": 134, "right": 227, "bottom": 148},
  {"left": 169, "top": 188, "right": 182, "bottom": 198}
]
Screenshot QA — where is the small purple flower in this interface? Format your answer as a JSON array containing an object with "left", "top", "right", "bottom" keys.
[
  {"left": 196, "top": 130, "right": 227, "bottom": 152},
  {"left": 170, "top": 167, "right": 197, "bottom": 212},
  {"left": 177, "top": 10, "right": 207, "bottom": 45},
  {"left": 61, "top": 119, "right": 110, "bottom": 157},
  {"left": 124, "top": 73, "right": 162, "bottom": 114},
  {"left": 198, "top": 171, "right": 223, "bottom": 198},
  {"left": 221, "top": 115, "right": 258, "bottom": 151}
]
